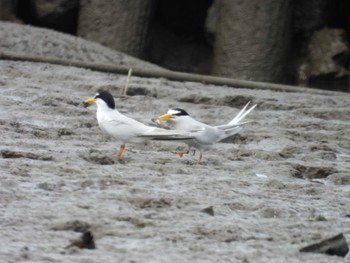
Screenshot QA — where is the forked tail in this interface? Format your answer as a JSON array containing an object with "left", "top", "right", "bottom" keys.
[{"left": 228, "top": 101, "right": 257, "bottom": 125}]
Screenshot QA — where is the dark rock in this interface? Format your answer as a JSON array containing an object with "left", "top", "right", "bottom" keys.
[
  {"left": 66, "top": 231, "right": 96, "bottom": 249},
  {"left": 201, "top": 206, "right": 214, "bottom": 216},
  {"left": 314, "top": 215, "right": 327, "bottom": 221},
  {"left": 300, "top": 233, "right": 349, "bottom": 257}
]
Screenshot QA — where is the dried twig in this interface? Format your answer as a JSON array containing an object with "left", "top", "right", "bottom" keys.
[{"left": 122, "top": 68, "right": 132, "bottom": 96}]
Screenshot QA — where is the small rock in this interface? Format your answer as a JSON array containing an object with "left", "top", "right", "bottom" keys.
[
  {"left": 66, "top": 231, "right": 96, "bottom": 249},
  {"left": 201, "top": 206, "right": 214, "bottom": 216},
  {"left": 314, "top": 215, "right": 327, "bottom": 221},
  {"left": 300, "top": 233, "right": 349, "bottom": 257}
]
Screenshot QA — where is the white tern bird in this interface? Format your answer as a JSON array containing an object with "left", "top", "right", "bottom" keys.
[
  {"left": 83, "top": 91, "right": 196, "bottom": 159},
  {"left": 157, "top": 102, "right": 257, "bottom": 164}
]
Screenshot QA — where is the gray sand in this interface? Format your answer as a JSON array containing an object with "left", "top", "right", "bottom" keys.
[{"left": 0, "top": 50, "right": 350, "bottom": 262}]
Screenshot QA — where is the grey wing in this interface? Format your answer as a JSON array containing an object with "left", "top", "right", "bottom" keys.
[
  {"left": 101, "top": 114, "right": 150, "bottom": 140},
  {"left": 137, "top": 127, "right": 200, "bottom": 141}
]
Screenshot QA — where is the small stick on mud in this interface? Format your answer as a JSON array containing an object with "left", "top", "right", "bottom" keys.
[{"left": 122, "top": 68, "right": 132, "bottom": 96}]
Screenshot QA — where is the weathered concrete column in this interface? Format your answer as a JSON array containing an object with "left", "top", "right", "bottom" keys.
[
  {"left": 78, "top": 0, "right": 153, "bottom": 58},
  {"left": 212, "top": 0, "right": 293, "bottom": 83}
]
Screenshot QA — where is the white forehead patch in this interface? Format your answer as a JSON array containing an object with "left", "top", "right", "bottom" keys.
[{"left": 168, "top": 109, "right": 181, "bottom": 115}]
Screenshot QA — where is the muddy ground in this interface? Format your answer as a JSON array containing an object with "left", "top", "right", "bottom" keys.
[{"left": 1, "top": 22, "right": 350, "bottom": 263}]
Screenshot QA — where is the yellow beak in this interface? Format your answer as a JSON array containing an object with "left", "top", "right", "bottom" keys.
[
  {"left": 84, "top": 97, "right": 96, "bottom": 104},
  {"left": 158, "top": 113, "right": 173, "bottom": 121},
  {"left": 83, "top": 97, "right": 96, "bottom": 108}
]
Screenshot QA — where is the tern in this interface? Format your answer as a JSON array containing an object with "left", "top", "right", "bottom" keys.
[
  {"left": 83, "top": 91, "right": 196, "bottom": 159},
  {"left": 157, "top": 102, "right": 257, "bottom": 163}
]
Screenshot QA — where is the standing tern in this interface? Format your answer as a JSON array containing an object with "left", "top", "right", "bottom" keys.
[
  {"left": 83, "top": 91, "right": 196, "bottom": 159},
  {"left": 157, "top": 102, "right": 257, "bottom": 164}
]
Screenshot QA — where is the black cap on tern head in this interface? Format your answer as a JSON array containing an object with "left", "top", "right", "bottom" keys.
[
  {"left": 169, "top": 108, "right": 190, "bottom": 116},
  {"left": 95, "top": 91, "right": 115, "bottom": 109}
]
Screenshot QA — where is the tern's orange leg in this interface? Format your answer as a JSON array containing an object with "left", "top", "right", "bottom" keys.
[
  {"left": 196, "top": 153, "right": 203, "bottom": 164},
  {"left": 116, "top": 144, "right": 126, "bottom": 158},
  {"left": 175, "top": 150, "right": 189, "bottom": 158}
]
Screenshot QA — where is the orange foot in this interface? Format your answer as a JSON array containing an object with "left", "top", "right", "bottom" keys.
[
  {"left": 116, "top": 144, "right": 126, "bottom": 158},
  {"left": 175, "top": 150, "right": 189, "bottom": 158}
]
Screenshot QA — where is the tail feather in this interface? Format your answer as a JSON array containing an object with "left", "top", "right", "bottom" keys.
[
  {"left": 229, "top": 102, "right": 257, "bottom": 125},
  {"left": 215, "top": 102, "right": 257, "bottom": 131},
  {"left": 229, "top": 101, "right": 251, "bottom": 124}
]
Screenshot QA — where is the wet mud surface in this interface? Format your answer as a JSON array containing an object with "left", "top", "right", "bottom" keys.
[{"left": 0, "top": 60, "right": 349, "bottom": 262}]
